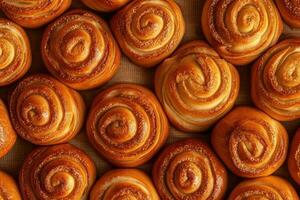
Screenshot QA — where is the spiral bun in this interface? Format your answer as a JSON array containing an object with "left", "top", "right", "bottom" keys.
[
  {"left": 90, "top": 169, "right": 159, "bottom": 200},
  {"left": 86, "top": 83, "right": 169, "bottom": 167},
  {"left": 0, "top": 18, "right": 31, "bottom": 86},
  {"left": 252, "top": 39, "right": 300, "bottom": 121},
  {"left": 42, "top": 9, "right": 121, "bottom": 90},
  {"left": 201, "top": 0, "right": 283, "bottom": 65},
  {"left": 110, "top": 0, "right": 185, "bottom": 67},
  {"left": 81, "top": 0, "right": 131, "bottom": 12},
  {"left": 0, "top": 99, "right": 16, "bottom": 158},
  {"left": 153, "top": 139, "right": 227, "bottom": 200},
  {"left": 0, "top": 0, "right": 71, "bottom": 28},
  {"left": 212, "top": 107, "right": 288, "bottom": 178},
  {"left": 0, "top": 171, "right": 21, "bottom": 200},
  {"left": 275, "top": 0, "right": 300, "bottom": 28},
  {"left": 9, "top": 74, "right": 85, "bottom": 145},
  {"left": 155, "top": 40, "right": 240, "bottom": 132},
  {"left": 288, "top": 129, "right": 300, "bottom": 185},
  {"left": 19, "top": 144, "right": 96, "bottom": 200},
  {"left": 228, "top": 176, "right": 299, "bottom": 200}
]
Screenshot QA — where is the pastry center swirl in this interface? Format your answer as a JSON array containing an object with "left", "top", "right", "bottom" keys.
[
  {"left": 229, "top": 119, "right": 275, "bottom": 172},
  {"left": 22, "top": 95, "right": 51, "bottom": 126},
  {"left": 236, "top": 5, "right": 260, "bottom": 33}
]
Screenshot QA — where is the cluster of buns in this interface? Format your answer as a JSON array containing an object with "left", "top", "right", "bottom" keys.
[{"left": 0, "top": 0, "right": 299, "bottom": 199}]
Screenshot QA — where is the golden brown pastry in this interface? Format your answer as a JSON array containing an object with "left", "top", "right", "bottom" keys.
[
  {"left": 211, "top": 107, "right": 288, "bottom": 178},
  {"left": 275, "top": 0, "right": 300, "bottom": 28},
  {"left": 90, "top": 169, "right": 159, "bottom": 200},
  {"left": 110, "top": 0, "right": 185, "bottom": 67},
  {"left": 0, "top": 18, "right": 31, "bottom": 86},
  {"left": 81, "top": 0, "right": 131, "bottom": 12},
  {"left": 9, "top": 74, "right": 85, "bottom": 145},
  {"left": 252, "top": 39, "right": 300, "bottom": 121},
  {"left": 0, "top": 171, "right": 22, "bottom": 200},
  {"left": 86, "top": 83, "right": 169, "bottom": 167},
  {"left": 153, "top": 139, "right": 227, "bottom": 200},
  {"left": 19, "top": 144, "right": 96, "bottom": 200},
  {"left": 288, "top": 128, "right": 300, "bottom": 185},
  {"left": 0, "top": 99, "right": 17, "bottom": 158},
  {"left": 0, "top": 0, "right": 71, "bottom": 29},
  {"left": 41, "top": 9, "right": 121, "bottom": 90},
  {"left": 228, "top": 176, "right": 299, "bottom": 200},
  {"left": 155, "top": 41, "right": 240, "bottom": 132},
  {"left": 201, "top": 0, "right": 283, "bottom": 65}
]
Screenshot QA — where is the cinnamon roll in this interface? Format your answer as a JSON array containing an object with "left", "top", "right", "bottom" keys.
[
  {"left": 0, "top": 171, "right": 21, "bottom": 200},
  {"left": 81, "top": 0, "right": 131, "bottom": 12},
  {"left": 19, "top": 144, "right": 96, "bottom": 200},
  {"left": 0, "top": 18, "right": 31, "bottom": 86},
  {"left": 153, "top": 139, "right": 227, "bottom": 200},
  {"left": 110, "top": 0, "right": 185, "bottom": 67},
  {"left": 251, "top": 39, "right": 300, "bottom": 121},
  {"left": 275, "top": 0, "right": 300, "bottom": 28},
  {"left": 288, "top": 128, "right": 300, "bottom": 185},
  {"left": 155, "top": 41, "right": 240, "bottom": 132},
  {"left": 41, "top": 9, "right": 121, "bottom": 90},
  {"left": 86, "top": 83, "right": 169, "bottom": 167},
  {"left": 0, "top": 0, "right": 71, "bottom": 28},
  {"left": 228, "top": 176, "right": 299, "bottom": 200},
  {"left": 9, "top": 74, "right": 85, "bottom": 145},
  {"left": 90, "top": 169, "right": 159, "bottom": 200},
  {"left": 211, "top": 107, "right": 288, "bottom": 178},
  {"left": 201, "top": 0, "right": 283, "bottom": 65},
  {"left": 0, "top": 99, "right": 17, "bottom": 158}
]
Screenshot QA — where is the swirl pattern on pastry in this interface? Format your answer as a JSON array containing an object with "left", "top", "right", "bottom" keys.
[
  {"left": 9, "top": 74, "right": 85, "bottom": 145},
  {"left": 153, "top": 139, "right": 227, "bottom": 200},
  {"left": 86, "top": 83, "right": 169, "bottom": 167},
  {"left": 288, "top": 128, "right": 300, "bottom": 185},
  {"left": 81, "top": 0, "right": 131, "bottom": 12},
  {"left": 0, "top": 0, "right": 71, "bottom": 28},
  {"left": 0, "top": 171, "right": 22, "bottom": 200},
  {"left": 211, "top": 107, "right": 288, "bottom": 178},
  {"left": 0, "top": 18, "right": 31, "bottom": 86},
  {"left": 110, "top": 0, "right": 185, "bottom": 67},
  {"left": 19, "top": 144, "right": 96, "bottom": 200},
  {"left": 251, "top": 39, "right": 300, "bottom": 121},
  {"left": 155, "top": 41, "right": 240, "bottom": 132},
  {"left": 0, "top": 99, "right": 16, "bottom": 158},
  {"left": 275, "top": 0, "right": 300, "bottom": 28},
  {"left": 90, "top": 169, "right": 160, "bottom": 200},
  {"left": 228, "top": 176, "right": 299, "bottom": 200},
  {"left": 201, "top": 0, "right": 283, "bottom": 65},
  {"left": 42, "top": 9, "right": 121, "bottom": 90}
]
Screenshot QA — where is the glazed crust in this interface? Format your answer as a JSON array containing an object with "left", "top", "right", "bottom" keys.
[
  {"left": 86, "top": 83, "right": 169, "bottom": 167},
  {"left": 288, "top": 129, "right": 300, "bottom": 185},
  {"left": 155, "top": 40, "right": 240, "bottom": 132},
  {"left": 153, "top": 139, "right": 228, "bottom": 200},
  {"left": 211, "top": 107, "right": 288, "bottom": 178},
  {"left": 0, "top": 0, "right": 71, "bottom": 28},
  {"left": 275, "top": 0, "right": 300, "bottom": 28},
  {"left": 90, "top": 169, "right": 160, "bottom": 200},
  {"left": 0, "top": 171, "right": 22, "bottom": 200},
  {"left": 81, "top": 0, "right": 131, "bottom": 12},
  {"left": 41, "top": 9, "right": 121, "bottom": 90},
  {"left": 9, "top": 74, "right": 85, "bottom": 145},
  {"left": 0, "top": 99, "right": 16, "bottom": 158},
  {"left": 110, "top": 0, "right": 185, "bottom": 67},
  {"left": 0, "top": 18, "right": 31, "bottom": 86},
  {"left": 201, "top": 0, "right": 283, "bottom": 65},
  {"left": 251, "top": 39, "right": 300, "bottom": 121},
  {"left": 228, "top": 176, "right": 299, "bottom": 200},
  {"left": 19, "top": 144, "right": 96, "bottom": 200}
]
